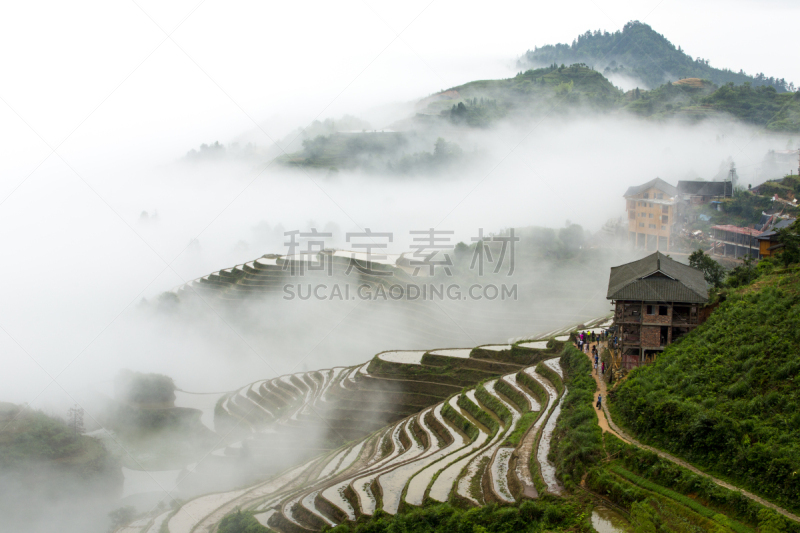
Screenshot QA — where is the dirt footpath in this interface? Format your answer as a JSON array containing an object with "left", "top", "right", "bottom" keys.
[
  {"left": 581, "top": 342, "right": 626, "bottom": 441},
  {"left": 577, "top": 341, "right": 800, "bottom": 524}
]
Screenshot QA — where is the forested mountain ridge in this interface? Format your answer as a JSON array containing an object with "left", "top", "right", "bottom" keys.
[
  {"left": 274, "top": 67, "right": 800, "bottom": 171},
  {"left": 420, "top": 64, "right": 620, "bottom": 125},
  {"left": 519, "top": 21, "right": 795, "bottom": 92},
  {"left": 416, "top": 63, "right": 800, "bottom": 131}
]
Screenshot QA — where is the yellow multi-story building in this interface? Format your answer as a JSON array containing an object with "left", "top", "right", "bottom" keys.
[{"left": 624, "top": 178, "right": 679, "bottom": 251}]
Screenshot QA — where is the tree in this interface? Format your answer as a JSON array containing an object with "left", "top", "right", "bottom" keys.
[
  {"left": 726, "top": 255, "right": 757, "bottom": 288},
  {"left": 114, "top": 370, "right": 176, "bottom": 405},
  {"left": 557, "top": 224, "right": 585, "bottom": 257},
  {"left": 688, "top": 249, "right": 725, "bottom": 288},
  {"left": 433, "top": 138, "right": 462, "bottom": 159},
  {"left": 108, "top": 506, "right": 136, "bottom": 532}
]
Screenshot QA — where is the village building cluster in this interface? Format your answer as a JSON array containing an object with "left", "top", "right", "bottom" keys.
[
  {"left": 624, "top": 177, "right": 795, "bottom": 258},
  {"left": 607, "top": 171, "right": 798, "bottom": 374}
]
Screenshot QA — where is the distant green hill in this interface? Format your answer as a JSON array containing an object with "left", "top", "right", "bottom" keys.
[
  {"left": 417, "top": 64, "right": 800, "bottom": 131},
  {"left": 520, "top": 21, "right": 795, "bottom": 92},
  {"left": 622, "top": 78, "right": 800, "bottom": 131},
  {"left": 0, "top": 403, "right": 122, "bottom": 532},
  {"left": 610, "top": 267, "right": 800, "bottom": 514},
  {"left": 0, "top": 403, "right": 118, "bottom": 476},
  {"left": 418, "top": 64, "right": 620, "bottom": 124},
  {"left": 275, "top": 51, "right": 800, "bottom": 171}
]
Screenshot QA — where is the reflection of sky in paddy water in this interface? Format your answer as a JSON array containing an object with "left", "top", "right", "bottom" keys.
[{"left": 591, "top": 505, "right": 631, "bottom": 533}]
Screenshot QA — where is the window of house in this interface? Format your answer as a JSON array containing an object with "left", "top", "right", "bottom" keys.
[
  {"left": 659, "top": 305, "right": 668, "bottom": 315},
  {"left": 662, "top": 205, "right": 669, "bottom": 213},
  {"left": 649, "top": 213, "right": 653, "bottom": 218},
  {"left": 639, "top": 222, "right": 644, "bottom": 227},
  {"left": 629, "top": 211, "right": 636, "bottom": 219},
  {"left": 644, "top": 193, "right": 649, "bottom": 199},
  {"left": 646, "top": 305, "right": 655, "bottom": 315},
  {"left": 662, "top": 215, "right": 668, "bottom": 223},
  {"left": 649, "top": 202, "right": 654, "bottom": 208},
  {"left": 661, "top": 225, "right": 666, "bottom": 230},
  {"left": 657, "top": 193, "right": 664, "bottom": 199},
  {"left": 649, "top": 224, "right": 656, "bottom": 229}
]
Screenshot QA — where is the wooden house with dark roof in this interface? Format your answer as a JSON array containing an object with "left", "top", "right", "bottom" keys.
[{"left": 607, "top": 251, "right": 709, "bottom": 370}]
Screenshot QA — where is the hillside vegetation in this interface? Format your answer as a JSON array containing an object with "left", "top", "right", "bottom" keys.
[
  {"left": 0, "top": 403, "right": 122, "bottom": 531},
  {"left": 622, "top": 80, "right": 800, "bottom": 132},
  {"left": 610, "top": 267, "right": 800, "bottom": 513},
  {"left": 273, "top": 24, "right": 800, "bottom": 171},
  {"left": 428, "top": 66, "right": 800, "bottom": 132},
  {"left": 520, "top": 21, "right": 795, "bottom": 92},
  {"left": 422, "top": 64, "right": 620, "bottom": 125},
  {"left": 0, "top": 403, "right": 116, "bottom": 473}
]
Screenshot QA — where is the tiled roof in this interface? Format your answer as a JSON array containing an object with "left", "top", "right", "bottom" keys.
[
  {"left": 607, "top": 251, "right": 708, "bottom": 303},
  {"left": 624, "top": 178, "right": 678, "bottom": 198},
  {"left": 677, "top": 180, "right": 733, "bottom": 197},
  {"left": 712, "top": 224, "right": 762, "bottom": 237},
  {"left": 757, "top": 218, "right": 796, "bottom": 239}
]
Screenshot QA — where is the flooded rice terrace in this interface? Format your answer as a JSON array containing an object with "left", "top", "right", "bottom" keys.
[{"left": 591, "top": 505, "right": 631, "bottom": 532}]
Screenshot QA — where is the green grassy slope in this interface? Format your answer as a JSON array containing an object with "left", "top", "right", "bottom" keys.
[{"left": 610, "top": 269, "right": 800, "bottom": 513}]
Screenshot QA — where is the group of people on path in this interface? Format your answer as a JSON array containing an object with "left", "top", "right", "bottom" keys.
[{"left": 575, "top": 330, "right": 605, "bottom": 411}]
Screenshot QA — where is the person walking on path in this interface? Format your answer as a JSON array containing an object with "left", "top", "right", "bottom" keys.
[
  {"left": 596, "top": 394, "right": 602, "bottom": 410},
  {"left": 601, "top": 361, "right": 605, "bottom": 375}
]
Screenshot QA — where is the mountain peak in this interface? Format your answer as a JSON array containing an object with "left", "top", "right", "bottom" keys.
[{"left": 521, "top": 22, "right": 793, "bottom": 92}]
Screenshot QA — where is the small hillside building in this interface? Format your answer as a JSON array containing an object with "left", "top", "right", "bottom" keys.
[
  {"left": 607, "top": 252, "right": 708, "bottom": 370},
  {"left": 624, "top": 178, "right": 679, "bottom": 251},
  {"left": 710, "top": 224, "right": 761, "bottom": 259},
  {"left": 677, "top": 180, "right": 733, "bottom": 204},
  {"left": 755, "top": 218, "right": 795, "bottom": 258}
]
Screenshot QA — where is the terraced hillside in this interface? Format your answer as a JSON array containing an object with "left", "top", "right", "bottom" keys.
[
  {"left": 167, "top": 249, "right": 612, "bottom": 353},
  {"left": 178, "top": 333, "right": 584, "bottom": 469},
  {"left": 118, "top": 317, "right": 612, "bottom": 533}
]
